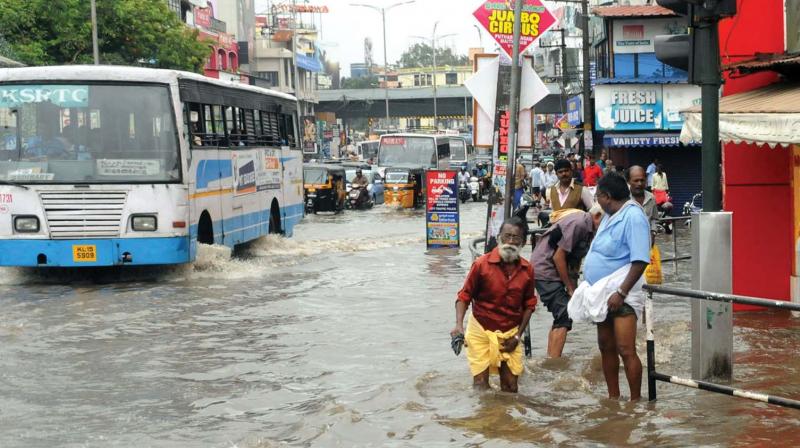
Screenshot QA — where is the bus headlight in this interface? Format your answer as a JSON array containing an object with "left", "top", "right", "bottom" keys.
[
  {"left": 14, "top": 216, "right": 39, "bottom": 233},
  {"left": 131, "top": 215, "right": 157, "bottom": 232}
]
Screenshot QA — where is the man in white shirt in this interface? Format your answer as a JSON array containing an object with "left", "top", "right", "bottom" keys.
[{"left": 529, "top": 162, "right": 545, "bottom": 200}]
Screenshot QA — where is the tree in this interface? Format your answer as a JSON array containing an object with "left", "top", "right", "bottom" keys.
[
  {"left": 0, "top": 0, "right": 210, "bottom": 72},
  {"left": 341, "top": 76, "right": 379, "bottom": 89},
  {"left": 398, "top": 43, "right": 469, "bottom": 69}
]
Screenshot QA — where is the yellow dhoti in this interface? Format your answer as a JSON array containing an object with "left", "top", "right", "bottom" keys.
[{"left": 465, "top": 315, "right": 523, "bottom": 377}]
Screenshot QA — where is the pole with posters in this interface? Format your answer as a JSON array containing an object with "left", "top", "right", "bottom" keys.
[
  {"left": 426, "top": 170, "right": 460, "bottom": 249},
  {"left": 471, "top": 0, "right": 557, "bottom": 250},
  {"left": 503, "top": 0, "right": 523, "bottom": 221}
]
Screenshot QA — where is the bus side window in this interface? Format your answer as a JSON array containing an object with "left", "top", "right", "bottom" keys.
[
  {"left": 187, "top": 102, "right": 203, "bottom": 148},
  {"left": 253, "top": 110, "right": 263, "bottom": 145},
  {"left": 263, "top": 112, "right": 279, "bottom": 146},
  {"left": 278, "top": 113, "right": 288, "bottom": 146},
  {"left": 211, "top": 105, "right": 226, "bottom": 147}
]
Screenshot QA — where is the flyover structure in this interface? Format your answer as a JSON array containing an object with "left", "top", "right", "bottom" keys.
[{"left": 317, "top": 84, "right": 564, "bottom": 120}]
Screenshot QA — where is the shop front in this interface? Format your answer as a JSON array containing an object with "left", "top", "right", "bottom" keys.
[
  {"left": 681, "top": 82, "right": 800, "bottom": 306},
  {"left": 595, "top": 82, "right": 701, "bottom": 214}
]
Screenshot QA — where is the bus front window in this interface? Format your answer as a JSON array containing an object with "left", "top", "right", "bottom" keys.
[
  {"left": 378, "top": 137, "right": 436, "bottom": 168},
  {"left": 0, "top": 84, "right": 180, "bottom": 183},
  {"left": 450, "top": 139, "right": 466, "bottom": 162}
]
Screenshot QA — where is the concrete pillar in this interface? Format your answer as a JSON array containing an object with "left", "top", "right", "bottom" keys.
[{"left": 691, "top": 212, "right": 733, "bottom": 381}]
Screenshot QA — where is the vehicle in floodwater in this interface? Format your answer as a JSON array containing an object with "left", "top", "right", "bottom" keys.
[{"left": 0, "top": 65, "right": 304, "bottom": 267}]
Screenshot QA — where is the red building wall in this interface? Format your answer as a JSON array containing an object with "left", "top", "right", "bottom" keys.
[{"left": 718, "top": 0, "right": 790, "bottom": 307}]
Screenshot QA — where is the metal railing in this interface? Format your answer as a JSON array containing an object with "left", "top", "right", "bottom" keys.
[
  {"left": 645, "top": 284, "right": 800, "bottom": 410},
  {"left": 656, "top": 216, "right": 692, "bottom": 273}
]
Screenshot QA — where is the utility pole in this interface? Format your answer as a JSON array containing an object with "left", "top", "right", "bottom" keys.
[
  {"left": 412, "top": 26, "right": 456, "bottom": 131},
  {"left": 433, "top": 21, "right": 438, "bottom": 130},
  {"left": 503, "top": 0, "right": 523, "bottom": 220},
  {"left": 578, "top": 0, "right": 592, "bottom": 159},
  {"left": 352, "top": 2, "right": 416, "bottom": 130},
  {"left": 90, "top": 0, "right": 99, "bottom": 65}
]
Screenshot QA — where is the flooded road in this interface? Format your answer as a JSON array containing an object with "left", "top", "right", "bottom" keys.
[{"left": 1, "top": 203, "right": 799, "bottom": 447}]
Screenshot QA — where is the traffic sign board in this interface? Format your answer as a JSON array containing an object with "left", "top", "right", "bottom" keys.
[{"left": 473, "top": 0, "right": 558, "bottom": 59}]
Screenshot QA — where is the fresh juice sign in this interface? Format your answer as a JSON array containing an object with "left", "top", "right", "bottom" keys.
[{"left": 473, "top": 0, "right": 557, "bottom": 58}]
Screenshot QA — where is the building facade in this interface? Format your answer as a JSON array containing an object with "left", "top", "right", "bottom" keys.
[{"left": 591, "top": 4, "right": 701, "bottom": 215}]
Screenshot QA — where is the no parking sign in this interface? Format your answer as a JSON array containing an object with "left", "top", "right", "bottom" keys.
[{"left": 426, "top": 171, "right": 460, "bottom": 249}]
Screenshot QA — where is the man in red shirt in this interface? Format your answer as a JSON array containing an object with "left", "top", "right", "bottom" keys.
[
  {"left": 582, "top": 154, "right": 604, "bottom": 187},
  {"left": 451, "top": 217, "right": 537, "bottom": 392}
]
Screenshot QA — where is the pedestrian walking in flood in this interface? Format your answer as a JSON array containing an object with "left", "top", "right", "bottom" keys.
[
  {"left": 626, "top": 166, "right": 659, "bottom": 230},
  {"left": 567, "top": 173, "right": 650, "bottom": 401},
  {"left": 531, "top": 206, "right": 604, "bottom": 358},
  {"left": 451, "top": 217, "right": 537, "bottom": 393},
  {"left": 530, "top": 162, "right": 545, "bottom": 202}
]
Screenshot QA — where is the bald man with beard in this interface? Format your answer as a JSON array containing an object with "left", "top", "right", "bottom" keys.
[{"left": 626, "top": 166, "right": 659, "bottom": 230}]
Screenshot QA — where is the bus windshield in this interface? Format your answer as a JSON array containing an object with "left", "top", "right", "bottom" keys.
[
  {"left": 0, "top": 83, "right": 180, "bottom": 183},
  {"left": 450, "top": 139, "right": 466, "bottom": 161},
  {"left": 378, "top": 136, "right": 436, "bottom": 168}
]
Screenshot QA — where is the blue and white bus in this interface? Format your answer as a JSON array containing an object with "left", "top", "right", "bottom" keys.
[{"left": 0, "top": 66, "right": 303, "bottom": 267}]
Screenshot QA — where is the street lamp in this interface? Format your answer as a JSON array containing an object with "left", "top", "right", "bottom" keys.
[
  {"left": 412, "top": 22, "right": 456, "bottom": 130},
  {"left": 351, "top": 1, "right": 416, "bottom": 130}
]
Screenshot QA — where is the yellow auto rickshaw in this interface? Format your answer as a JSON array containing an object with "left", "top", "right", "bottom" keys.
[
  {"left": 304, "top": 164, "right": 346, "bottom": 214},
  {"left": 384, "top": 166, "right": 425, "bottom": 209}
]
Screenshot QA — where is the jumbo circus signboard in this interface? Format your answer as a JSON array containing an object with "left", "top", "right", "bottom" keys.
[
  {"left": 473, "top": 0, "right": 557, "bottom": 58},
  {"left": 426, "top": 170, "right": 460, "bottom": 249}
]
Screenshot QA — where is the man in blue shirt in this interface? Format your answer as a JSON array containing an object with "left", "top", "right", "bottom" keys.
[
  {"left": 583, "top": 173, "right": 650, "bottom": 401},
  {"left": 646, "top": 158, "right": 659, "bottom": 189}
]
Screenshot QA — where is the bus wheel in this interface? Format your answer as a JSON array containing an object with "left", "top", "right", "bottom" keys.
[
  {"left": 198, "top": 212, "right": 214, "bottom": 245},
  {"left": 269, "top": 200, "right": 283, "bottom": 235}
]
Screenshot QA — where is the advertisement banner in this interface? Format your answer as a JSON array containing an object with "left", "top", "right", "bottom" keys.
[
  {"left": 663, "top": 84, "right": 701, "bottom": 130},
  {"left": 258, "top": 149, "right": 282, "bottom": 191},
  {"left": 612, "top": 18, "right": 686, "bottom": 54},
  {"left": 595, "top": 84, "right": 663, "bottom": 131},
  {"left": 426, "top": 170, "right": 460, "bottom": 248},
  {"left": 302, "top": 116, "right": 317, "bottom": 154},
  {"left": 233, "top": 152, "right": 258, "bottom": 195},
  {"left": 473, "top": 0, "right": 557, "bottom": 59},
  {"left": 567, "top": 95, "right": 582, "bottom": 126}
]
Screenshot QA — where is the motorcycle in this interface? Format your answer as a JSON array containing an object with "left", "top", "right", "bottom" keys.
[
  {"left": 348, "top": 185, "right": 373, "bottom": 210},
  {"left": 459, "top": 181, "right": 470, "bottom": 203},
  {"left": 469, "top": 176, "right": 482, "bottom": 202}
]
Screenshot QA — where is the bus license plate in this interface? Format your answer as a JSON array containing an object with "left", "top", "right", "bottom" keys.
[{"left": 73, "top": 245, "right": 97, "bottom": 262}]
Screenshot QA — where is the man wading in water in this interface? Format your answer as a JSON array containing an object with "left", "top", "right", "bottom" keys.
[
  {"left": 451, "top": 217, "right": 537, "bottom": 392},
  {"left": 569, "top": 173, "right": 650, "bottom": 401}
]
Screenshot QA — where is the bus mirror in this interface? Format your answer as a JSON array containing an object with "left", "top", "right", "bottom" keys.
[{"left": 190, "top": 111, "right": 199, "bottom": 123}]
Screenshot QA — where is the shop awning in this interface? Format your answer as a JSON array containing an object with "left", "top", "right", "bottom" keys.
[
  {"left": 603, "top": 133, "right": 683, "bottom": 148},
  {"left": 680, "top": 83, "right": 800, "bottom": 148}
]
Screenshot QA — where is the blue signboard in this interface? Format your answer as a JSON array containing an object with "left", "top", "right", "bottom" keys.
[
  {"left": 426, "top": 170, "right": 460, "bottom": 248},
  {"left": 567, "top": 95, "right": 582, "bottom": 126},
  {"left": 595, "top": 84, "right": 663, "bottom": 131}
]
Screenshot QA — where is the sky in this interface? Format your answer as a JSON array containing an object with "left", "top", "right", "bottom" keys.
[{"left": 255, "top": 0, "right": 502, "bottom": 77}]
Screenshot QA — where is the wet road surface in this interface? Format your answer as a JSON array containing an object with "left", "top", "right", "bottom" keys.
[{"left": 1, "top": 203, "right": 799, "bottom": 447}]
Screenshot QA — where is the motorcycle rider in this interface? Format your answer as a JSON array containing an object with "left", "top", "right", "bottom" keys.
[
  {"left": 352, "top": 169, "right": 369, "bottom": 188},
  {"left": 458, "top": 166, "right": 471, "bottom": 186}
]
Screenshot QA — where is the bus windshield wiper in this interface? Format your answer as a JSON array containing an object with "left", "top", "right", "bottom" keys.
[{"left": 0, "top": 180, "right": 29, "bottom": 190}]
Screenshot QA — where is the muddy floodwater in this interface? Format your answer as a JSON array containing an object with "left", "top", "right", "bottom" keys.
[{"left": 0, "top": 203, "right": 799, "bottom": 447}]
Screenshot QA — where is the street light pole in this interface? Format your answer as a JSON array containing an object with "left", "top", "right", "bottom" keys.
[
  {"left": 351, "top": 1, "right": 416, "bottom": 130},
  {"left": 412, "top": 27, "right": 456, "bottom": 131},
  {"left": 432, "top": 21, "right": 438, "bottom": 130},
  {"left": 90, "top": 0, "right": 99, "bottom": 64}
]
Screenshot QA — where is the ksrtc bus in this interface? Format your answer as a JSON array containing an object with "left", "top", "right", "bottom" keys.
[{"left": 0, "top": 66, "right": 303, "bottom": 267}]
